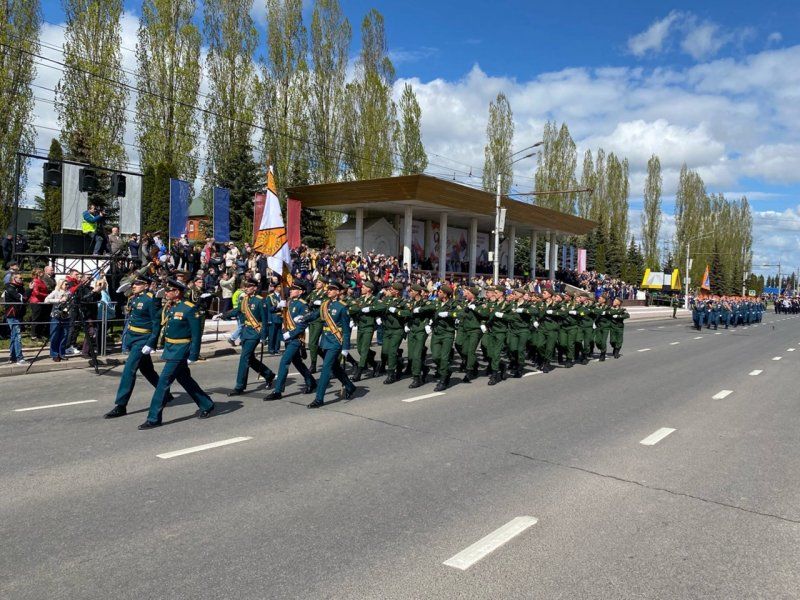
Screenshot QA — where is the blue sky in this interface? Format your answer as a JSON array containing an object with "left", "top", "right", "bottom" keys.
[{"left": 33, "top": 1, "right": 800, "bottom": 275}]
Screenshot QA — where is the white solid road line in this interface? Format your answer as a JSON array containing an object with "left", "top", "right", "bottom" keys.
[
  {"left": 772, "top": 356, "right": 782, "bottom": 361},
  {"left": 670, "top": 341, "right": 680, "bottom": 345},
  {"left": 157, "top": 437, "right": 253, "bottom": 460},
  {"left": 640, "top": 427, "right": 676, "bottom": 446},
  {"left": 14, "top": 399, "right": 97, "bottom": 412},
  {"left": 443, "top": 516, "right": 538, "bottom": 571},
  {"left": 712, "top": 390, "right": 733, "bottom": 400},
  {"left": 749, "top": 370, "right": 763, "bottom": 376},
  {"left": 522, "top": 371, "right": 542, "bottom": 377},
  {"left": 715, "top": 332, "right": 722, "bottom": 335},
  {"left": 694, "top": 336, "right": 703, "bottom": 340},
  {"left": 638, "top": 348, "right": 651, "bottom": 352},
  {"left": 402, "top": 392, "right": 445, "bottom": 403}
]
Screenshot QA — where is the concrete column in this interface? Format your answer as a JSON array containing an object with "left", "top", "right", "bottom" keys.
[
  {"left": 507, "top": 225, "right": 516, "bottom": 279},
  {"left": 548, "top": 232, "right": 557, "bottom": 281},
  {"left": 469, "top": 217, "right": 478, "bottom": 282},
  {"left": 424, "top": 220, "right": 434, "bottom": 263},
  {"left": 393, "top": 214, "right": 401, "bottom": 258},
  {"left": 530, "top": 231, "right": 538, "bottom": 280},
  {"left": 354, "top": 207, "right": 364, "bottom": 255},
  {"left": 403, "top": 207, "right": 413, "bottom": 276},
  {"left": 439, "top": 212, "right": 448, "bottom": 281}
]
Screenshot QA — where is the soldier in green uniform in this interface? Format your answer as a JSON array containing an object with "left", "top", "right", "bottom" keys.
[
  {"left": 538, "top": 289, "right": 560, "bottom": 372},
  {"left": 403, "top": 284, "right": 432, "bottom": 389},
  {"left": 505, "top": 288, "right": 530, "bottom": 378},
  {"left": 380, "top": 282, "right": 407, "bottom": 384},
  {"left": 456, "top": 286, "right": 484, "bottom": 383},
  {"left": 139, "top": 279, "right": 215, "bottom": 429},
  {"left": 429, "top": 284, "right": 459, "bottom": 391},
  {"left": 608, "top": 297, "right": 630, "bottom": 358},
  {"left": 593, "top": 295, "right": 612, "bottom": 361},
  {"left": 104, "top": 274, "right": 173, "bottom": 418},
  {"left": 525, "top": 292, "right": 545, "bottom": 371},
  {"left": 264, "top": 281, "right": 317, "bottom": 400},
  {"left": 305, "top": 278, "right": 327, "bottom": 373},
  {"left": 350, "top": 281, "right": 384, "bottom": 381},
  {"left": 575, "top": 295, "right": 596, "bottom": 364},
  {"left": 477, "top": 287, "right": 510, "bottom": 385},
  {"left": 305, "top": 280, "right": 357, "bottom": 408},
  {"left": 557, "top": 293, "right": 579, "bottom": 368},
  {"left": 214, "top": 278, "right": 276, "bottom": 395}
]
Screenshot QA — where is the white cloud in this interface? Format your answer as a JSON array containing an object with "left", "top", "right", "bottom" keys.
[
  {"left": 742, "top": 144, "right": 800, "bottom": 184},
  {"left": 767, "top": 32, "right": 783, "bottom": 46},
  {"left": 681, "top": 22, "right": 727, "bottom": 60},
  {"left": 628, "top": 11, "right": 683, "bottom": 57}
]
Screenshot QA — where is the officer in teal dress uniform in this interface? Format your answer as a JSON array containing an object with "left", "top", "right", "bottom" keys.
[
  {"left": 139, "top": 279, "right": 214, "bottom": 429},
  {"left": 264, "top": 281, "right": 317, "bottom": 400},
  {"left": 305, "top": 280, "right": 356, "bottom": 409},
  {"left": 215, "top": 278, "right": 276, "bottom": 395},
  {"left": 265, "top": 284, "right": 283, "bottom": 354},
  {"left": 104, "top": 274, "right": 173, "bottom": 418}
]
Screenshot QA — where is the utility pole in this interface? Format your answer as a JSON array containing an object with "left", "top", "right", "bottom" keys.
[{"left": 493, "top": 172, "right": 502, "bottom": 284}]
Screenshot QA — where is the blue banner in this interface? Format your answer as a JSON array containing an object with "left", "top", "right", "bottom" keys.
[
  {"left": 213, "top": 187, "right": 231, "bottom": 243},
  {"left": 169, "top": 178, "right": 190, "bottom": 239}
]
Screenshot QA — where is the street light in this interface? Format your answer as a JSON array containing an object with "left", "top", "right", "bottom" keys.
[{"left": 494, "top": 142, "right": 543, "bottom": 284}]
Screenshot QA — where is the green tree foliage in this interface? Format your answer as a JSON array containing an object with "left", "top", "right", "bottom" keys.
[
  {"left": 343, "top": 9, "right": 396, "bottom": 180},
  {"left": 641, "top": 154, "right": 662, "bottom": 270},
  {"left": 534, "top": 121, "right": 577, "bottom": 214},
  {"left": 0, "top": 0, "right": 40, "bottom": 231},
  {"left": 142, "top": 161, "right": 176, "bottom": 235},
  {"left": 41, "top": 138, "right": 63, "bottom": 235},
  {"left": 135, "top": 0, "right": 201, "bottom": 181},
  {"left": 482, "top": 92, "right": 514, "bottom": 195},
  {"left": 623, "top": 236, "right": 644, "bottom": 283},
  {"left": 395, "top": 83, "right": 427, "bottom": 175},
  {"left": 576, "top": 149, "right": 595, "bottom": 220},
  {"left": 209, "top": 138, "right": 260, "bottom": 243}
]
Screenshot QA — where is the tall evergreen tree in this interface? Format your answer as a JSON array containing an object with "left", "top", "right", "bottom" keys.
[
  {"left": 135, "top": 0, "right": 201, "bottom": 179},
  {"left": 343, "top": 9, "right": 396, "bottom": 180},
  {"left": 0, "top": 0, "right": 40, "bottom": 231},
  {"left": 395, "top": 83, "right": 427, "bottom": 175},
  {"left": 482, "top": 92, "right": 514, "bottom": 195},
  {"left": 203, "top": 0, "right": 260, "bottom": 241},
  {"left": 641, "top": 154, "right": 662, "bottom": 270},
  {"left": 40, "top": 138, "right": 63, "bottom": 235}
]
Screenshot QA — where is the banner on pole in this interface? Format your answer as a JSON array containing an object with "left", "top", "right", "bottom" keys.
[
  {"left": 577, "top": 248, "right": 586, "bottom": 272},
  {"left": 169, "top": 178, "right": 190, "bottom": 239},
  {"left": 213, "top": 187, "right": 230, "bottom": 242},
  {"left": 287, "top": 198, "right": 301, "bottom": 250},
  {"left": 253, "top": 192, "right": 266, "bottom": 241}
]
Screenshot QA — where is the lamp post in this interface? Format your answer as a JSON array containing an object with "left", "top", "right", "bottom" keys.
[{"left": 494, "top": 142, "right": 542, "bottom": 284}]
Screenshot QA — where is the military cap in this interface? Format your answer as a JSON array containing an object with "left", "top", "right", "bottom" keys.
[
  {"left": 391, "top": 282, "right": 405, "bottom": 291},
  {"left": 468, "top": 286, "right": 481, "bottom": 296},
  {"left": 439, "top": 283, "right": 454, "bottom": 295},
  {"left": 244, "top": 278, "right": 259, "bottom": 287},
  {"left": 164, "top": 278, "right": 187, "bottom": 291},
  {"left": 361, "top": 281, "right": 376, "bottom": 291},
  {"left": 410, "top": 283, "right": 425, "bottom": 293},
  {"left": 327, "top": 280, "right": 346, "bottom": 291},
  {"left": 133, "top": 273, "right": 152, "bottom": 285},
  {"left": 290, "top": 280, "right": 307, "bottom": 291}
]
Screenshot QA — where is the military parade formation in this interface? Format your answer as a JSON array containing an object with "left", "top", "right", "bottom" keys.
[
  {"left": 104, "top": 274, "right": 634, "bottom": 429},
  {"left": 689, "top": 296, "right": 765, "bottom": 330}
]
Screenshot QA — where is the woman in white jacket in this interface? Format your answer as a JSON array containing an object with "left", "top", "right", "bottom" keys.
[{"left": 45, "top": 280, "right": 71, "bottom": 362}]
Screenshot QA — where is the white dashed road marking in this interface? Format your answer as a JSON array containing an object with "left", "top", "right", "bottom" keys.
[
  {"left": 694, "top": 336, "right": 703, "bottom": 340},
  {"left": 712, "top": 390, "right": 733, "bottom": 399},
  {"left": 157, "top": 437, "right": 253, "bottom": 459},
  {"left": 773, "top": 356, "right": 782, "bottom": 361},
  {"left": 14, "top": 399, "right": 97, "bottom": 412},
  {"left": 749, "top": 370, "right": 763, "bottom": 376},
  {"left": 638, "top": 348, "right": 651, "bottom": 352},
  {"left": 670, "top": 341, "right": 680, "bottom": 345},
  {"left": 640, "top": 428, "right": 676, "bottom": 446},
  {"left": 522, "top": 371, "right": 542, "bottom": 377},
  {"left": 788, "top": 348, "right": 795, "bottom": 352},
  {"left": 443, "top": 516, "right": 538, "bottom": 571},
  {"left": 402, "top": 392, "right": 445, "bottom": 403}
]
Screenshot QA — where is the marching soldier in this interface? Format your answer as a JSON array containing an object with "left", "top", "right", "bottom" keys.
[
  {"left": 265, "top": 282, "right": 283, "bottom": 354},
  {"left": 379, "top": 282, "right": 407, "bottom": 384},
  {"left": 576, "top": 295, "right": 596, "bottom": 364},
  {"left": 593, "top": 295, "right": 612, "bottom": 361},
  {"left": 265, "top": 282, "right": 317, "bottom": 400},
  {"left": 538, "top": 289, "right": 560, "bottom": 372},
  {"left": 306, "top": 278, "right": 327, "bottom": 373},
  {"left": 608, "top": 297, "right": 630, "bottom": 358},
  {"left": 478, "top": 287, "right": 510, "bottom": 385},
  {"left": 214, "top": 278, "right": 275, "bottom": 396},
  {"left": 456, "top": 286, "right": 484, "bottom": 383},
  {"left": 505, "top": 288, "right": 530, "bottom": 378},
  {"left": 557, "top": 293, "right": 579, "bottom": 368},
  {"left": 403, "top": 283, "right": 432, "bottom": 389},
  {"left": 429, "top": 284, "right": 459, "bottom": 391},
  {"left": 139, "top": 279, "right": 214, "bottom": 429},
  {"left": 104, "top": 274, "right": 173, "bottom": 419},
  {"left": 306, "top": 280, "right": 356, "bottom": 408},
  {"left": 350, "top": 280, "right": 384, "bottom": 381}
]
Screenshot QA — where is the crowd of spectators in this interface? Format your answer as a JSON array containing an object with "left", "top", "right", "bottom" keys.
[{"left": 557, "top": 268, "right": 639, "bottom": 301}]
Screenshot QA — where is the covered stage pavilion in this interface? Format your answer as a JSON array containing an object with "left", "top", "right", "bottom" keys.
[{"left": 286, "top": 174, "right": 595, "bottom": 281}]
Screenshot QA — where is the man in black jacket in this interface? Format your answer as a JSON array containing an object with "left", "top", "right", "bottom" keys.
[{"left": 3, "top": 272, "right": 27, "bottom": 364}]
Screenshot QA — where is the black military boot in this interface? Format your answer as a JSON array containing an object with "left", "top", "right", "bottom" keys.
[
  {"left": 434, "top": 375, "right": 450, "bottom": 392},
  {"left": 422, "top": 364, "right": 430, "bottom": 382},
  {"left": 264, "top": 391, "right": 282, "bottom": 401},
  {"left": 408, "top": 376, "right": 423, "bottom": 389},
  {"left": 488, "top": 372, "right": 499, "bottom": 386},
  {"left": 353, "top": 366, "right": 362, "bottom": 382},
  {"left": 613, "top": 347, "right": 620, "bottom": 359},
  {"left": 599, "top": 351, "right": 606, "bottom": 362},
  {"left": 104, "top": 405, "right": 126, "bottom": 419},
  {"left": 565, "top": 359, "right": 574, "bottom": 368},
  {"left": 459, "top": 359, "right": 467, "bottom": 372},
  {"left": 499, "top": 362, "right": 507, "bottom": 380},
  {"left": 462, "top": 370, "right": 473, "bottom": 383},
  {"left": 383, "top": 372, "right": 397, "bottom": 385}
]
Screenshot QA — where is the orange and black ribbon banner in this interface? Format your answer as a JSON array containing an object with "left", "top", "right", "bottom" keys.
[{"left": 321, "top": 300, "right": 343, "bottom": 344}]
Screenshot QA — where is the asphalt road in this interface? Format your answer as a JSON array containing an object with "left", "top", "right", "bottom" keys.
[{"left": 1, "top": 313, "right": 799, "bottom": 599}]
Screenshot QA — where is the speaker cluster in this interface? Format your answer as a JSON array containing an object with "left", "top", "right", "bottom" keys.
[{"left": 42, "top": 162, "right": 127, "bottom": 197}]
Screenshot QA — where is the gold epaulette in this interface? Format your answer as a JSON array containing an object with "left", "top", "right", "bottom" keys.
[
  {"left": 184, "top": 301, "right": 195, "bottom": 307},
  {"left": 146, "top": 292, "right": 153, "bottom": 297}
]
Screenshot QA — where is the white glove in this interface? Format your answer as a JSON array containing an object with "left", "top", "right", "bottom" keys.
[
  {"left": 212, "top": 314, "right": 222, "bottom": 321},
  {"left": 141, "top": 345, "right": 153, "bottom": 355},
  {"left": 612, "top": 314, "right": 619, "bottom": 319},
  {"left": 592, "top": 323, "right": 597, "bottom": 330},
  {"left": 282, "top": 332, "right": 290, "bottom": 340},
  {"left": 413, "top": 307, "right": 420, "bottom": 314},
  {"left": 349, "top": 319, "right": 355, "bottom": 328},
  {"left": 533, "top": 321, "right": 539, "bottom": 328},
  {"left": 388, "top": 306, "right": 397, "bottom": 314},
  {"left": 295, "top": 315, "right": 304, "bottom": 322},
  {"left": 494, "top": 312, "right": 504, "bottom": 318},
  {"left": 424, "top": 325, "right": 432, "bottom": 335},
  {"left": 187, "top": 359, "right": 195, "bottom": 365},
  {"left": 601, "top": 311, "right": 606, "bottom": 315},
  {"left": 546, "top": 309, "right": 554, "bottom": 315},
  {"left": 361, "top": 307, "right": 370, "bottom": 313},
  {"left": 341, "top": 349, "right": 349, "bottom": 357},
  {"left": 404, "top": 325, "right": 410, "bottom": 333},
  {"left": 375, "top": 317, "right": 382, "bottom": 325},
  {"left": 200, "top": 292, "right": 212, "bottom": 299},
  {"left": 569, "top": 310, "right": 577, "bottom": 315},
  {"left": 515, "top": 307, "right": 524, "bottom": 313},
  {"left": 438, "top": 311, "right": 449, "bottom": 317},
  {"left": 480, "top": 324, "right": 488, "bottom": 333},
  {"left": 277, "top": 300, "right": 286, "bottom": 308},
  {"left": 468, "top": 303, "right": 476, "bottom": 310},
  {"left": 314, "top": 300, "right": 322, "bottom": 306}
]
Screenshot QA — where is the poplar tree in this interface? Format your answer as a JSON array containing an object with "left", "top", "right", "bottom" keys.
[
  {"left": 343, "top": 9, "right": 396, "bottom": 180},
  {"left": 576, "top": 150, "right": 595, "bottom": 220},
  {"left": 203, "top": 0, "right": 260, "bottom": 242},
  {"left": 591, "top": 148, "right": 608, "bottom": 228},
  {"left": 482, "top": 92, "right": 514, "bottom": 195},
  {"left": 309, "top": 0, "right": 350, "bottom": 185},
  {"left": 641, "top": 154, "right": 662, "bottom": 269},
  {"left": 135, "top": 0, "right": 201, "bottom": 179},
  {"left": 0, "top": 0, "right": 40, "bottom": 231},
  {"left": 55, "top": 0, "right": 128, "bottom": 173},
  {"left": 395, "top": 83, "right": 427, "bottom": 175},
  {"left": 534, "top": 121, "right": 577, "bottom": 214}
]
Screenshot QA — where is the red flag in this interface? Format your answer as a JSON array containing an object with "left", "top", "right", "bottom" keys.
[
  {"left": 253, "top": 192, "right": 266, "bottom": 243},
  {"left": 287, "top": 197, "right": 301, "bottom": 250}
]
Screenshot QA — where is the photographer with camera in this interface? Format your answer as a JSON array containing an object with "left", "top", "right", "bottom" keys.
[
  {"left": 82, "top": 204, "right": 107, "bottom": 256},
  {"left": 45, "top": 280, "right": 71, "bottom": 362}
]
